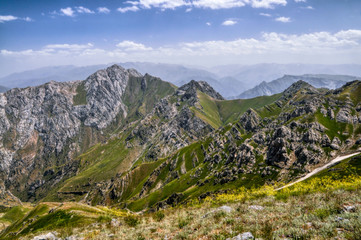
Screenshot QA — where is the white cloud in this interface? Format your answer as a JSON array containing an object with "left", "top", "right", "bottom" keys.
[
  {"left": 335, "top": 29, "right": 361, "bottom": 40},
  {"left": 185, "top": 8, "right": 192, "bottom": 12},
  {"left": 0, "top": 15, "right": 18, "bottom": 23},
  {"left": 60, "top": 7, "right": 75, "bottom": 17},
  {"left": 75, "top": 6, "right": 95, "bottom": 14},
  {"left": 118, "top": 0, "right": 287, "bottom": 11},
  {"left": 117, "top": 6, "right": 140, "bottom": 13},
  {"left": 116, "top": 41, "right": 152, "bottom": 51},
  {"left": 2, "top": 30, "right": 361, "bottom": 75},
  {"left": 206, "top": 22, "right": 211, "bottom": 26},
  {"left": 295, "top": 0, "right": 306, "bottom": 2},
  {"left": 23, "top": 17, "right": 33, "bottom": 22},
  {"left": 135, "top": 0, "right": 189, "bottom": 9},
  {"left": 97, "top": 7, "right": 111, "bottom": 14},
  {"left": 251, "top": 0, "right": 287, "bottom": 9},
  {"left": 303, "top": 6, "right": 313, "bottom": 10},
  {"left": 0, "top": 15, "right": 33, "bottom": 23},
  {"left": 44, "top": 43, "right": 94, "bottom": 50},
  {"left": 275, "top": 16, "right": 291, "bottom": 22},
  {"left": 260, "top": 13, "right": 272, "bottom": 17},
  {"left": 222, "top": 19, "right": 237, "bottom": 26},
  {"left": 193, "top": 0, "right": 245, "bottom": 9}
]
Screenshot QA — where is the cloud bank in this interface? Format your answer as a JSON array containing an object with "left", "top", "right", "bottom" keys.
[{"left": 1, "top": 29, "right": 361, "bottom": 75}]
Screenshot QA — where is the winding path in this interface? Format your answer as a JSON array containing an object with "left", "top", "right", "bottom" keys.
[{"left": 276, "top": 152, "right": 361, "bottom": 190}]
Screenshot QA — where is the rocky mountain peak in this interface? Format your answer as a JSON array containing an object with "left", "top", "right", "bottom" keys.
[
  {"left": 282, "top": 80, "right": 317, "bottom": 96},
  {"left": 334, "top": 80, "right": 361, "bottom": 92},
  {"left": 178, "top": 80, "right": 224, "bottom": 100}
]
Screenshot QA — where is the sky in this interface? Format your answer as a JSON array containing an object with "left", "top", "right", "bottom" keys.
[{"left": 1, "top": 0, "right": 361, "bottom": 76}]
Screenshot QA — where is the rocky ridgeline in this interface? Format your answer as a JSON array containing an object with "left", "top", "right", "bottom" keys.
[
  {"left": 80, "top": 80, "right": 226, "bottom": 205},
  {"left": 0, "top": 65, "right": 146, "bottom": 201},
  {"left": 204, "top": 81, "right": 361, "bottom": 184},
  {"left": 120, "top": 80, "right": 361, "bottom": 209}
]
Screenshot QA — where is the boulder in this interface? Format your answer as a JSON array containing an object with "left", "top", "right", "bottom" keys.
[
  {"left": 336, "top": 108, "right": 353, "bottom": 123},
  {"left": 227, "top": 232, "right": 254, "bottom": 240},
  {"left": 248, "top": 205, "right": 264, "bottom": 210},
  {"left": 33, "top": 232, "right": 59, "bottom": 240},
  {"left": 330, "top": 137, "right": 341, "bottom": 150},
  {"left": 239, "top": 109, "right": 261, "bottom": 132}
]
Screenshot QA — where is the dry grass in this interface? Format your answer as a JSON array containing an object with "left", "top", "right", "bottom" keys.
[{"left": 17, "top": 188, "right": 361, "bottom": 240}]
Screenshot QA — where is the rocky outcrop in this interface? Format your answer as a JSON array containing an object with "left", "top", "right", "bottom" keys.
[
  {"left": 239, "top": 109, "right": 261, "bottom": 131},
  {"left": 177, "top": 80, "right": 224, "bottom": 102}
]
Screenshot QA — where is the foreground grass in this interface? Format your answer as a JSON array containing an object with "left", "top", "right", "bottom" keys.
[
  {"left": 12, "top": 188, "right": 360, "bottom": 240},
  {"left": 2, "top": 174, "right": 358, "bottom": 240}
]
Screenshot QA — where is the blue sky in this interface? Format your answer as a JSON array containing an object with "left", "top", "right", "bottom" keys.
[{"left": 1, "top": 0, "right": 361, "bottom": 76}]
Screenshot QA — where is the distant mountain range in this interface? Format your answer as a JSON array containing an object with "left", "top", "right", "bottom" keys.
[
  {"left": 1, "top": 63, "right": 361, "bottom": 99},
  {"left": 235, "top": 74, "right": 360, "bottom": 99},
  {"left": 0, "top": 85, "right": 8, "bottom": 93},
  {"left": 209, "top": 63, "right": 361, "bottom": 89}
]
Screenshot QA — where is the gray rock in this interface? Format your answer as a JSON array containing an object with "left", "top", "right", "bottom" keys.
[
  {"left": 217, "top": 205, "right": 233, "bottom": 213},
  {"left": 111, "top": 218, "right": 120, "bottom": 227},
  {"left": 227, "top": 232, "right": 254, "bottom": 240},
  {"left": 248, "top": 205, "right": 264, "bottom": 210},
  {"left": 328, "top": 108, "right": 335, "bottom": 120},
  {"left": 32, "top": 232, "right": 59, "bottom": 240},
  {"left": 330, "top": 137, "right": 341, "bottom": 150},
  {"left": 321, "top": 134, "right": 331, "bottom": 147},
  {"left": 343, "top": 205, "right": 356, "bottom": 212},
  {"left": 273, "top": 126, "right": 291, "bottom": 139},
  {"left": 336, "top": 108, "right": 353, "bottom": 123},
  {"left": 335, "top": 216, "right": 344, "bottom": 222},
  {"left": 239, "top": 109, "right": 261, "bottom": 132},
  {"left": 303, "top": 129, "right": 322, "bottom": 143}
]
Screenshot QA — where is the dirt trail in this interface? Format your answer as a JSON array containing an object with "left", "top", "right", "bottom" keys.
[{"left": 276, "top": 152, "right": 361, "bottom": 190}]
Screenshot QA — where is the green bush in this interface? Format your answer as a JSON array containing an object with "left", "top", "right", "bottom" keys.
[
  {"left": 313, "top": 208, "right": 334, "bottom": 220},
  {"left": 97, "top": 215, "right": 112, "bottom": 223},
  {"left": 178, "top": 218, "right": 189, "bottom": 229},
  {"left": 153, "top": 211, "right": 165, "bottom": 222},
  {"left": 124, "top": 215, "right": 139, "bottom": 227}
]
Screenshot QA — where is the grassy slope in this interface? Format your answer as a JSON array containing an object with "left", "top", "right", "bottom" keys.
[
  {"left": 192, "top": 91, "right": 282, "bottom": 128},
  {"left": 122, "top": 75, "right": 177, "bottom": 123},
  {"left": 0, "top": 202, "right": 127, "bottom": 240}
]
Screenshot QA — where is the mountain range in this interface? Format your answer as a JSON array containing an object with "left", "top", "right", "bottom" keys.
[
  {"left": 1, "top": 63, "right": 361, "bottom": 99},
  {"left": 0, "top": 64, "right": 361, "bottom": 208},
  {"left": 1, "top": 64, "right": 361, "bottom": 238},
  {"left": 236, "top": 74, "right": 360, "bottom": 99}
]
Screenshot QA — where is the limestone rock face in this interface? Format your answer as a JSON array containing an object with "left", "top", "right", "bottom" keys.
[
  {"left": 239, "top": 109, "right": 261, "bottom": 132},
  {"left": 0, "top": 64, "right": 143, "bottom": 200},
  {"left": 336, "top": 108, "right": 353, "bottom": 123}
]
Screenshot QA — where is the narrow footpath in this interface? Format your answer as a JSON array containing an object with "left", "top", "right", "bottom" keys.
[{"left": 276, "top": 152, "right": 361, "bottom": 190}]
